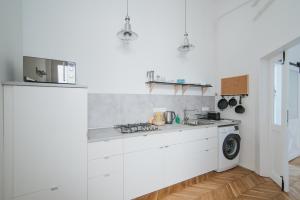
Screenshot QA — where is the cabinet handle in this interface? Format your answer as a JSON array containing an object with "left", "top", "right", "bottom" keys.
[
  {"left": 205, "top": 138, "right": 209, "bottom": 140},
  {"left": 104, "top": 174, "right": 110, "bottom": 177},
  {"left": 104, "top": 156, "right": 110, "bottom": 159},
  {"left": 50, "top": 186, "right": 59, "bottom": 191},
  {"left": 205, "top": 149, "right": 209, "bottom": 152},
  {"left": 160, "top": 146, "right": 164, "bottom": 149},
  {"left": 165, "top": 145, "right": 169, "bottom": 148}
]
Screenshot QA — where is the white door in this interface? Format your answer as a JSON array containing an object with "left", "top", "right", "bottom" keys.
[
  {"left": 270, "top": 55, "right": 289, "bottom": 192},
  {"left": 287, "top": 65, "right": 300, "bottom": 160}
]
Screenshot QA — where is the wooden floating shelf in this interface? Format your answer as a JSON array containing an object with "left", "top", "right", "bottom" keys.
[
  {"left": 145, "top": 81, "right": 213, "bottom": 95},
  {"left": 221, "top": 94, "right": 249, "bottom": 97}
]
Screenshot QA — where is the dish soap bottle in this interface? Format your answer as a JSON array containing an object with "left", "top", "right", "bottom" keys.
[{"left": 175, "top": 115, "right": 181, "bottom": 124}]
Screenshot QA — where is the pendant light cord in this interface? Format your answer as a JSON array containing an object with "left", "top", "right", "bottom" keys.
[
  {"left": 126, "top": 0, "right": 129, "bottom": 16},
  {"left": 185, "top": 0, "right": 187, "bottom": 34}
]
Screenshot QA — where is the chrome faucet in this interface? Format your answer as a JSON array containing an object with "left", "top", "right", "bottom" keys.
[{"left": 183, "top": 109, "right": 198, "bottom": 124}]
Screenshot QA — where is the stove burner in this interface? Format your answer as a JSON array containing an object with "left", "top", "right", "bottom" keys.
[{"left": 114, "top": 123, "right": 159, "bottom": 134}]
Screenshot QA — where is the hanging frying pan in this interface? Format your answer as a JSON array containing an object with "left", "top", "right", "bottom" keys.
[
  {"left": 235, "top": 96, "right": 245, "bottom": 114},
  {"left": 218, "top": 96, "right": 228, "bottom": 110},
  {"left": 228, "top": 96, "right": 238, "bottom": 107}
]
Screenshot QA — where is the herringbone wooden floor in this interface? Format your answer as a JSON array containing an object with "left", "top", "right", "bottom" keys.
[{"left": 135, "top": 166, "right": 299, "bottom": 200}]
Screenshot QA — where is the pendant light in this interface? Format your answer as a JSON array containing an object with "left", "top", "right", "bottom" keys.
[
  {"left": 117, "top": 0, "right": 138, "bottom": 41},
  {"left": 178, "top": 0, "right": 195, "bottom": 52}
]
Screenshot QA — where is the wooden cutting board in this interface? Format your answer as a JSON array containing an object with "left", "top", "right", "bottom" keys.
[{"left": 221, "top": 75, "right": 249, "bottom": 96}]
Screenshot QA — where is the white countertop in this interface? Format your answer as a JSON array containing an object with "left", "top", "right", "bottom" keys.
[
  {"left": 2, "top": 81, "right": 87, "bottom": 88},
  {"left": 88, "top": 119, "right": 241, "bottom": 143}
]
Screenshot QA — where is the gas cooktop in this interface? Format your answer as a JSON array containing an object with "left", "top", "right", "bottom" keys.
[{"left": 114, "top": 123, "right": 159, "bottom": 134}]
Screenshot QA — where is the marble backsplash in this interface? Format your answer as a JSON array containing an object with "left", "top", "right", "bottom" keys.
[{"left": 88, "top": 94, "right": 216, "bottom": 128}]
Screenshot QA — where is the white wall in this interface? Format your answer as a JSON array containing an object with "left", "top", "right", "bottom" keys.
[
  {"left": 287, "top": 43, "right": 300, "bottom": 161},
  {"left": 0, "top": 0, "right": 22, "bottom": 198},
  {"left": 215, "top": 0, "right": 300, "bottom": 171},
  {"left": 22, "top": 0, "right": 217, "bottom": 95}
]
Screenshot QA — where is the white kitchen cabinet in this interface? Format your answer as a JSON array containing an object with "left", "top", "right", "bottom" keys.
[
  {"left": 163, "top": 137, "right": 218, "bottom": 187},
  {"left": 123, "top": 133, "right": 166, "bottom": 153},
  {"left": 3, "top": 84, "right": 87, "bottom": 200},
  {"left": 182, "top": 127, "right": 218, "bottom": 143},
  {"left": 88, "top": 141, "right": 123, "bottom": 200},
  {"left": 183, "top": 139, "right": 218, "bottom": 179},
  {"left": 14, "top": 187, "right": 63, "bottom": 200},
  {"left": 88, "top": 139, "right": 123, "bottom": 160},
  {"left": 88, "top": 155, "right": 123, "bottom": 200},
  {"left": 90, "top": 127, "right": 218, "bottom": 200},
  {"left": 164, "top": 144, "right": 187, "bottom": 186},
  {"left": 124, "top": 148, "right": 165, "bottom": 200}
]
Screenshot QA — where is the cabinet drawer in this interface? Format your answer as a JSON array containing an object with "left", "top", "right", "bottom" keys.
[
  {"left": 185, "top": 137, "right": 218, "bottom": 152},
  {"left": 88, "top": 155, "right": 123, "bottom": 178},
  {"left": 182, "top": 127, "right": 217, "bottom": 143},
  {"left": 88, "top": 170, "right": 123, "bottom": 200},
  {"left": 14, "top": 186, "right": 63, "bottom": 200},
  {"left": 124, "top": 134, "right": 166, "bottom": 153},
  {"left": 88, "top": 139, "right": 123, "bottom": 160}
]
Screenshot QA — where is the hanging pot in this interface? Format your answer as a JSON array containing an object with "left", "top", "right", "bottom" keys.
[
  {"left": 228, "top": 96, "right": 238, "bottom": 107},
  {"left": 235, "top": 96, "right": 245, "bottom": 114},
  {"left": 218, "top": 96, "right": 228, "bottom": 110}
]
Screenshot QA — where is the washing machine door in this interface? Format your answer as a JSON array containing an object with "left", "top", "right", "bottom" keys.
[{"left": 222, "top": 134, "right": 241, "bottom": 160}]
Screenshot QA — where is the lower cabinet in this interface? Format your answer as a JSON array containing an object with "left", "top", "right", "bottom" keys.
[
  {"left": 88, "top": 127, "right": 218, "bottom": 200},
  {"left": 124, "top": 137, "right": 218, "bottom": 200},
  {"left": 164, "top": 143, "right": 187, "bottom": 186},
  {"left": 88, "top": 154, "right": 123, "bottom": 200},
  {"left": 124, "top": 148, "right": 165, "bottom": 200},
  {"left": 88, "top": 172, "right": 123, "bottom": 200}
]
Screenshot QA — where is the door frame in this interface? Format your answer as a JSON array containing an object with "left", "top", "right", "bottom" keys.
[{"left": 258, "top": 37, "right": 300, "bottom": 184}]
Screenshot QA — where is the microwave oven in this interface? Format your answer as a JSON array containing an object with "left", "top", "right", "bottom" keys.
[{"left": 23, "top": 56, "right": 76, "bottom": 84}]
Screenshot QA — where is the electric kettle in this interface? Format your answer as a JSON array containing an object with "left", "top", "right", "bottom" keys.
[{"left": 164, "top": 111, "right": 176, "bottom": 124}]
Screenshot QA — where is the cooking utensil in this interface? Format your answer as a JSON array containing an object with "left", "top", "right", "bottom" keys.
[
  {"left": 235, "top": 96, "right": 245, "bottom": 114},
  {"left": 164, "top": 111, "right": 176, "bottom": 124},
  {"left": 218, "top": 96, "right": 228, "bottom": 110},
  {"left": 228, "top": 97, "right": 238, "bottom": 107},
  {"left": 207, "top": 112, "right": 221, "bottom": 120}
]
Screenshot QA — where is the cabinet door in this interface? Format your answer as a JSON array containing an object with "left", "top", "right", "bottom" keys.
[
  {"left": 88, "top": 155, "right": 123, "bottom": 200},
  {"left": 124, "top": 148, "right": 164, "bottom": 200},
  {"left": 88, "top": 171, "right": 123, "bottom": 200},
  {"left": 183, "top": 139, "right": 218, "bottom": 179},
  {"left": 5, "top": 86, "right": 87, "bottom": 199},
  {"left": 164, "top": 144, "right": 186, "bottom": 186}
]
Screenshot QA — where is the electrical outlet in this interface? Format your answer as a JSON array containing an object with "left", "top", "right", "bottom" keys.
[{"left": 202, "top": 107, "right": 210, "bottom": 112}]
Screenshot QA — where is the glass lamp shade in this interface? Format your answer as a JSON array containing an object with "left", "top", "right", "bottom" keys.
[
  {"left": 117, "top": 16, "right": 138, "bottom": 41},
  {"left": 178, "top": 33, "right": 195, "bottom": 52}
]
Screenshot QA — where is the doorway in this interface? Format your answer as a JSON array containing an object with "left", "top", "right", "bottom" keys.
[{"left": 259, "top": 40, "right": 300, "bottom": 197}]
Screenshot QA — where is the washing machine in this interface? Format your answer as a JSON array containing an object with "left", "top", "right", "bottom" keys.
[{"left": 216, "top": 125, "right": 241, "bottom": 172}]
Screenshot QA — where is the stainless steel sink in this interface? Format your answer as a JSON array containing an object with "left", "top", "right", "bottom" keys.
[{"left": 185, "top": 120, "right": 214, "bottom": 126}]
